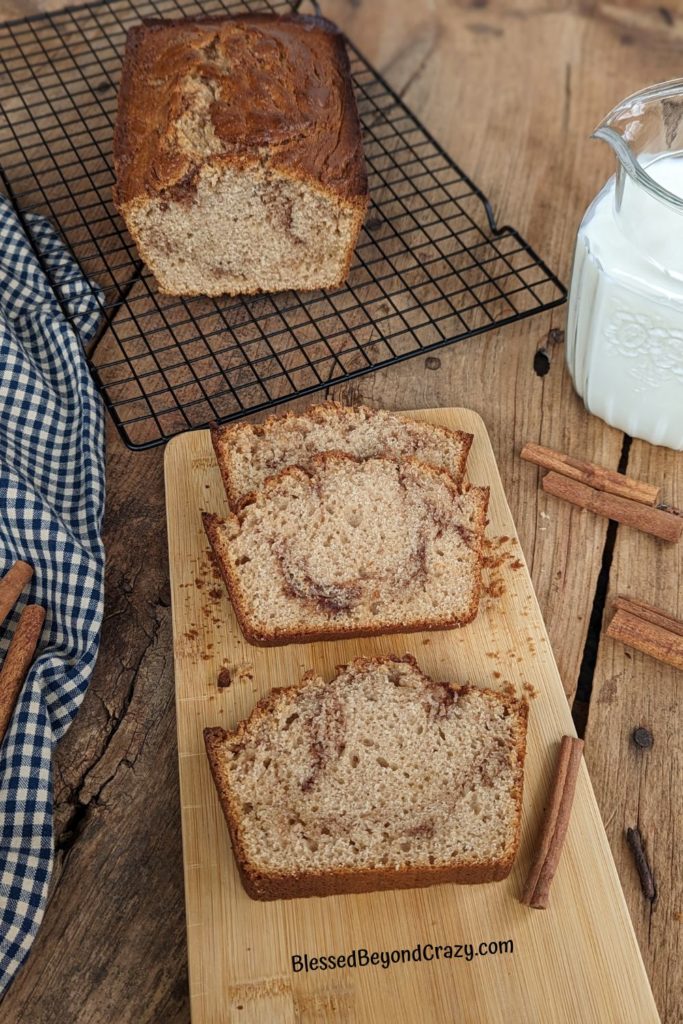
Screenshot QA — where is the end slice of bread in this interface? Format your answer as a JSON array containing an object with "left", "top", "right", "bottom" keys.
[
  {"left": 211, "top": 403, "right": 473, "bottom": 510},
  {"left": 203, "top": 452, "right": 489, "bottom": 646},
  {"left": 119, "top": 164, "right": 367, "bottom": 297},
  {"left": 204, "top": 654, "right": 528, "bottom": 900}
]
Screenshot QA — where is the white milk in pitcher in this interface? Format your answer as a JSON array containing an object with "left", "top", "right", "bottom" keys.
[{"left": 566, "top": 153, "right": 683, "bottom": 450}]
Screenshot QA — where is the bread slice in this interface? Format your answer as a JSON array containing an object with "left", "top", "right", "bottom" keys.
[
  {"left": 204, "top": 654, "right": 528, "bottom": 900},
  {"left": 211, "top": 402, "right": 473, "bottom": 510},
  {"left": 203, "top": 453, "right": 489, "bottom": 646}
]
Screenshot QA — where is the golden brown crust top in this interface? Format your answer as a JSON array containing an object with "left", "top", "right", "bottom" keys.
[
  {"left": 210, "top": 401, "right": 474, "bottom": 512},
  {"left": 113, "top": 13, "right": 368, "bottom": 210}
]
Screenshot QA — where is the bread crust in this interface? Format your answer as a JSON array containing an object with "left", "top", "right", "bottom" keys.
[
  {"left": 203, "top": 655, "right": 528, "bottom": 900},
  {"left": 113, "top": 14, "right": 368, "bottom": 215},
  {"left": 210, "top": 402, "right": 474, "bottom": 511},
  {"left": 203, "top": 451, "right": 489, "bottom": 646}
]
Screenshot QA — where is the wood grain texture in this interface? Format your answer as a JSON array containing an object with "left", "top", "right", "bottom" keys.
[
  {"left": 0, "top": 0, "right": 680, "bottom": 1020},
  {"left": 166, "top": 411, "right": 657, "bottom": 1024},
  {"left": 585, "top": 437, "right": 683, "bottom": 1024},
  {"left": 0, "top": 0, "right": 89, "bottom": 18}
]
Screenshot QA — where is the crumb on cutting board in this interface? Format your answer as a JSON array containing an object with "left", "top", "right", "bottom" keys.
[
  {"left": 481, "top": 535, "right": 527, "bottom": 600},
  {"left": 205, "top": 548, "right": 223, "bottom": 582},
  {"left": 216, "top": 662, "right": 254, "bottom": 688}
]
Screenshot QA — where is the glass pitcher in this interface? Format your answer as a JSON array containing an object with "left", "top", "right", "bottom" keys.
[{"left": 566, "top": 80, "right": 683, "bottom": 450}]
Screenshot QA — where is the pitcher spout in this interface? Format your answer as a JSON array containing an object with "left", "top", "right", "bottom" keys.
[
  {"left": 591, "top": 124, "right": 641, "bottom": 182},
  {"left": 591, "top": 78, "right": 683, "bottom": 210}
]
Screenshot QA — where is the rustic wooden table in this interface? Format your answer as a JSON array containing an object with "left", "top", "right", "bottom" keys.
[{"left": 0, "top": 0, "right": 681, "bottom": 1021}]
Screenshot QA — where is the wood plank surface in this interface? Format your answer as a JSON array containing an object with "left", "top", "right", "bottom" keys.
[
  {"left": 584, "top": 437, "right": 683, "bottom": 1024},
  {"left": 166, "top": 410, "right": 657, "bottom": 1024},
  {"left": 0, "top": 0, "right": 680, "bottom": 1021}
]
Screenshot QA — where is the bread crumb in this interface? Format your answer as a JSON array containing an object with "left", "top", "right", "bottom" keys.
[
  {"left": 422, "top": 638, "right": 431, "bottom": 645},
  {"left": 484, "top": 578, "right": 506, "bottom": 599},
  {"left": 493, "top": 671, "right": 501, "bottom": 679},
  {"left": 522, "top": 681, "right": 539, "bottom": 700},
  {"left": 206, "top": 548, "right": 223, "bottom": 581},
  {"left": 481, "top": 537, "right": 522, "bottom": 600},
  {"left": 238, "top": 663, "right": 255, "bottom": 684},
  {"left": 216, "top": 662, "right": 255, "bottom": 687}
]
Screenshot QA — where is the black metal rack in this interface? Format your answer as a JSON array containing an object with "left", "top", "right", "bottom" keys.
[{"left": 0, "top": 0, "right": 566, "bottom": 450}]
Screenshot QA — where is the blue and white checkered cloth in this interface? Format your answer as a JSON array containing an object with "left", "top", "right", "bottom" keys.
[{"left": 0, "top": 195, "right": 105, "bottom": 993}]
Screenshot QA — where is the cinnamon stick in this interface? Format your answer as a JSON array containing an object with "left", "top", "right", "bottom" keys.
[
  {"left": 542, "top": 473, "right": 683, "bottom": 543},
  {"left": 0, "top": 604, "right": 45, "bottom": 746},
  {"left": 607, "top": 608, "right": 683, "bottom": 671},
  {"left": 521, "top": 443, "right": 660, "bottom": 505},
  {"left": 614, "top": 597, "right": 683, "bottom": 640},
  {"left": 521, "top": 735, "right": 584, "bottom": 910},
  {"left": 0, "top": 560, "right": 33, "bottom": 627}
]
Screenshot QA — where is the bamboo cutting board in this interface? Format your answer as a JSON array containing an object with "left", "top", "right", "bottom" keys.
[{"left": 165, "top": 407, "right": 659, "bottom": 1024}]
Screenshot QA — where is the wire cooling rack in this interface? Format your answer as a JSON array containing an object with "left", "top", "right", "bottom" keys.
[{"left": 0, "top": 0, "right": 566, "bottom": 450}]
